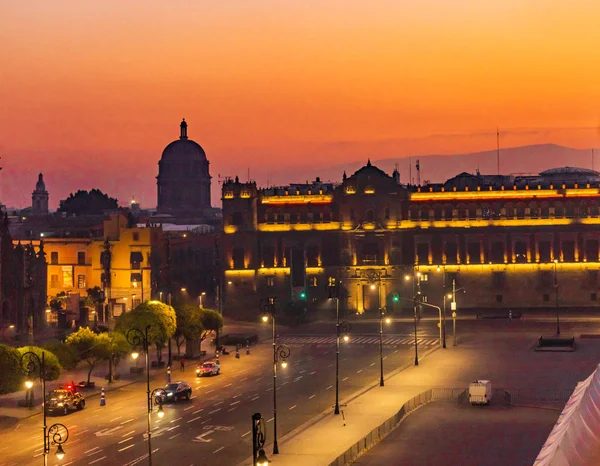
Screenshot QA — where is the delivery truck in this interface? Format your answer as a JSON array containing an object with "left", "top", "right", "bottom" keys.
[{"left": 468, "top": 380, "right": 492, "bottom": 405}]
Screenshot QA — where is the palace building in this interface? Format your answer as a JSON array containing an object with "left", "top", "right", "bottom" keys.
[{"left": 221, "top": 162, "right": 600, "bottom": 317}]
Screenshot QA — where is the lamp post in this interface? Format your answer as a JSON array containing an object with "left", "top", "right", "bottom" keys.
[
  {"left": 126, "top": 325, "right": 155, "bottom": 466},
  {"left": 379, "top": 309, "right": 391, "bottom": 387},
  {"left": 404, "top": 271, "right": 421, "bottom": 366},
  {"left": 199, "top": 292, "right": 206, "bottom": 308},
  {"left": 436, "top": 266, "right": 447, "bottom": 348},
  {"left": 261, "top": 307, "right": 290, "bottom": 455},
  {"left": 252, "top": 412, "right": 269, "bottom": 466},
  {"left": 334, "top": 316, "right": 351, "bottom": 415},
  {"left": 21, "top": 351, "right": 70, "bottom": 465},
  {"left": 554, "top": 259, "right": 560, "bottom": 335}
]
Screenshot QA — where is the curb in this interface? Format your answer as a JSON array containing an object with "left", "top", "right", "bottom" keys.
[{"left": 237, "top": 344, "right": 440, "bottom": 466}]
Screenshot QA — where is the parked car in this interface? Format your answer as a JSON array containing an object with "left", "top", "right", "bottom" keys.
[
  {"left": 46, "top": 385, "right": 86, "bottom": 415},
  {"left": 196, "top": 361, "right": 220, "bottom": 377},
  {"left": 159, "top": 382, "right": 192, "bottom": 402}
]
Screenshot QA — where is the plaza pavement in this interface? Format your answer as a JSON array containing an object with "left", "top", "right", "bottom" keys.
[{"left": 240, "top": 324, "right": 600, "bottom": 465}]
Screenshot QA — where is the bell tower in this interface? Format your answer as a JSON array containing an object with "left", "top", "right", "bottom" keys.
[{"left": 32, "top": 173, "right": 49, "bottom": 216}]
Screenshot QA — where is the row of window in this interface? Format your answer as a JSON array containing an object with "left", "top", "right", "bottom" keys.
[{"left": 410, "top": 205, "right": 600, "bottom": 221}]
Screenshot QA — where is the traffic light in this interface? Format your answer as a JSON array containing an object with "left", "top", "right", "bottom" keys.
[
  {"left": 299, "top": 290, "right": 307, "bottom": 299},
  {"left": 392, "top": 293, "right": 399, "bottom": 303}
]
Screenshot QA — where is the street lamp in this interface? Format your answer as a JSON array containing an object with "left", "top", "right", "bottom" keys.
[
  {"left": 21, "top": 351, "right": 70, "bottom": 465},
  {"left": 379, "top": 308, "right": 392, "bottom": 386},
  {"left": 252, "top": 412, "right": 268, "bottom": 466},
  {"left": 436, "top": 266, "right": 447, "bottom": 348},
  {"left": 404, "top": 271, "right": 421, "bottom": 365},
  {"left": 335, "top": 319, "right": 351, "bottom": 414},
  {"left": 126, "top": 325, "right": 156, "bottom": 466},
  {"left": 261, "top": 306, "right": 290, "bottom": 455},
  {"left": 553, "top": 259, "right": 560, "bottom": 335}
]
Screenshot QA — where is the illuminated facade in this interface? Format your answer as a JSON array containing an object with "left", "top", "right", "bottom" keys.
[
  {"left": 23, "top": 213, "right": 165, "bottom": 321},
  {"left": 222, "top": 164, "right": 600, "bottom": 316}
]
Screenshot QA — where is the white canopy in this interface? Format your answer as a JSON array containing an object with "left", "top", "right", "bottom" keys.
[{"left": 534, "top": 363, "right": 600, "bottom": 466}]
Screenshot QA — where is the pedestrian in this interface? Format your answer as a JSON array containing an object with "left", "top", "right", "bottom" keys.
[{"left": 180, "top": 357, "right": 185, "bottom": 371}]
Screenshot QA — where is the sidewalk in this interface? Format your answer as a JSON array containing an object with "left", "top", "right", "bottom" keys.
[
  {"left": 0, "top": 321, "right": 269, "bottom": 424},
  {"left": 240, "top": 330, "right": 598, "bottom": 466}
]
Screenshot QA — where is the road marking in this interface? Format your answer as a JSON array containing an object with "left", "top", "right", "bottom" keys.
[
  {"left": 119, "top": 437, "right": 134, "bottom": 444},
  {"left": 266, "top": 417, "right": 274, "bottom": 423},
  {"left": 289, "top": 405, "right": 297, "bottom": 410},
  {"left": 110, "top": 416, "right": 123, "bottom": 422},
  {"left": 169, "top": 433, "right": 181, "bottom": 440},
  {"left": 209, "top": 408, "right": 221, "bottom": 414},
  {"left": 370, "top": 362, "right": 376, "bottom": 367},
  {"left": 120, "top": 419, "right": 134, "bottom": 425},
  {"left": 187, "top": 416, "right": 202, "bottom": 423},
  {"left": 233, "top": 394, "right": 242, "bottom": 399},
  {"left": 326, "top": 385, "right": 333, "bottom": 390},
  {"left": 393, "top": 349, "right": 398, "bottom": 353},
  {"left": 193, "top": 408, "right": 204, "bottom": 414},
  {"left": 228, "top": 407, "right": 237, "bottom": 412},
  {"left": 167, "top": 425, "right": 180, "bottom": 431},
  {"left": 88, "top": 456, "right": 107, "bottom": 464},
  {"left": 299, "top": 369, "right": 306, "bottom": 373},
  {"left": 266, "top": 388, "right": 273, "bottom": 392},
  {"left": 85, "top": 447, "right": 100, "bottom": 454},
  {"left": 122, "top": 430, "right": 135, "bottom": 437},
  {"left": 281, "top": 382, "right": 288, "bottom": 386},
  {"left": 184, "top": 405, "right": 195, "bottom": 411},
  {"left": 201, "top": 418, "right": 212, "bottom": 424},
  {"left": 309, "top": 394, "right": 316, "bottom": 399},
  {"left": 342, "top": 377, "right": 349, "bottom": 381},
  {"left": 251, "top": 396, "right": 260, "bottom": 401},
  {"left": 213, "top": 446, "right": 225, "bottom": 454},
  {"left": 170, "top": 417, "right": 182, "bottom": 423},
  {"left": 240, "top": 377, "right": 248, "bottom": 381},
  {"left": 242, "top": 431, "right": 251, "bottom": 438},
  {"left": 206, "top": 389, "right": 214, "bottom": 394},
  {"left": 356, "top": 369, "right": 363, "bottom": 374},
  {"left": 214, "top": 401, "right": 224, "bottom": 406},
  {"left": 194, "top": 430, "right": 214, "bottom": 443},
  {"left": 118, "top": 444, "right": 134, "bottom": 452},
  {"left": 309, "top": 371, "right": 317, "bottom": 375},
  {"left": 383, "top": 356, "right": 388, "bottom": 360},
  {"left": 74, "top": 429, "right": 89, "bottom": 436},
  {"left": 293, "top": 376, "right": 303, "bottom": 382},
  {"left": 230, "top": 400, "right": 240, "bottom": 406},
  {"left": 224, "top": 383, "right": 232, "bottom": 387}
]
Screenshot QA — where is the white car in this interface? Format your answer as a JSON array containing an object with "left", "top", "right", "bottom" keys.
[{"left": 196, "top": 361, "right": 220, "bottom": 377}]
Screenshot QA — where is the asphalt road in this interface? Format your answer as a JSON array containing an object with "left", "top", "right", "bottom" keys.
[
  {"left": 1, "top": 315, "right": 597, "bottom": 466},
  {"left": 0, "top": 320, "right": 438, "bottom": 466}
]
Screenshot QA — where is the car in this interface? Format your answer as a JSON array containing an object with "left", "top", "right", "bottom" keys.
[
  {"left": 159, "top": 381, "right": 192, "bottom": 402},
  {"left": 196, "top": 361, "right": 220, "bottom": 377},
  {"left": 45, "top": 385, "right": 85, "bottom": 415}
]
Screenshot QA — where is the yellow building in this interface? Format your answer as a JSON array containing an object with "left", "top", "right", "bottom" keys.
[{"left": 20, "top": 213, "right": 165, "bottom": 320}]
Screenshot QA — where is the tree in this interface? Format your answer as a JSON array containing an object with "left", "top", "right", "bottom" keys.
[
  {"left": 173, "top": 305, "right": 204, "bottom": 357},
  {"left": 44, "top": 342, "right": 79, "bottom": 371},
  {"left": 97, "top": 332, "right": 130, "bottom": 382},
  {"left": 65, "top": 327, "right": 109, "bottom": 384},
  {"left": 0, "top": 344, "right": 23, "bottom": 394},
  {"left": 17, "top": 346, "right": 62, "bottom": 382},
  {"left": 115, "top": 301, "right": 176, "bottom": 364},
  {"left": 49, "top": 292, "right": 68, "bottom": 311},
  {"left": 58, "top": 189, "right": 118, "bottom": 216},
  {"left": 199, "top": 308, "right": 224, "bottom": 349}
]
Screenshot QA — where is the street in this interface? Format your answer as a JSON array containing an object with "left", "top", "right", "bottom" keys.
[{"left": 1, "top": 314, "right": 597, "bottom": 466}]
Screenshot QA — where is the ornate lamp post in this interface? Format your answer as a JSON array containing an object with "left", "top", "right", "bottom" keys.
[
  {"left": 261, "top": 300, "right": 290, "bottom": 455},
  {"left": 21, "top": 351, "right": 70, "bottom": 465},
  {"left": 126, "top": 325, "right": 156, "bottom": 466},
  {"left": 252, "top": 412, "right": 269, "bottom": 466}
]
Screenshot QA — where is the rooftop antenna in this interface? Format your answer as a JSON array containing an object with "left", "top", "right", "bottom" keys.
[
  {"left": 496, "top": 127, "right": 500, "bottom": 175},
  {"left": 416, "top": 159, "right": 421, "bottom": 186}
]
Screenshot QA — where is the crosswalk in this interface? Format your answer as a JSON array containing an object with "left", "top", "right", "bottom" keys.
[{"left": 280, "top": 335, "right": 440, "bottom": 347}]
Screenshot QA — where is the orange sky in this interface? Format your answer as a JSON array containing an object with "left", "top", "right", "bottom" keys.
[{"left": 1, "top": 0, "right": 599, "bottom": 208}]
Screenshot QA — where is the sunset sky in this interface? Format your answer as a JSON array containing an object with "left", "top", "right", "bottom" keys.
[{"left": 1, "top": 0, "right": 599, "bottom": 208}]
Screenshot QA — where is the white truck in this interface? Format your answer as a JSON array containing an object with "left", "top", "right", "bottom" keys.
[{"left": 468, "top": 380, "right": 492, "bottom": 405}]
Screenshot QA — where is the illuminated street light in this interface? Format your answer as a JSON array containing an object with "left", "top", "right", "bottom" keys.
[
  {"left": 131, "top": 352, "right": 140, "bottom": 360},
  {"left": 370, "top": 284, "right": 376, "bottom": 290},
  {"left": 385, "top": 317, "right": 391, "bottom": 324},
  {"left": 55, "top": 444, "right": 65, "bottom": 460},
  {"left": 25, "top": 379, "right": 34, "bottom": 389},
  {"left": 404, "top": 274, "right": 410, "bottom": 281},
  {"left": 281, "top": 360, "right": 288, "bottom": 369},
  {"left": 180, "top": 288, "right": 186, "bottom": 292},
  {"left": 343, "top": 334, "right": 349, "bottom": 342},
  {"left": 262, "top": 315, "right": 269, "bottom": 323}
]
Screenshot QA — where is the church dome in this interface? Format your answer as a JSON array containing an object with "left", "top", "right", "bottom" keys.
[
  {"left": 160, "top": 119, "right": 207, "bottom": 162},
  {"left": 35, "top": 173, "right": 47, "bottom": 192},
  {"left": 540, "top": 166, "right": 600, "bottom": 177}
]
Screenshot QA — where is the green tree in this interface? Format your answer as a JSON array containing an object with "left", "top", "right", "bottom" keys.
[
  {"left": 173, "top": 305, "right": 204, "bottom": 357},
  {"left": 115, "top": 301, "right": 176, "bottom": 364},
  {"left": 18, "top": 346, "right": 62, "bottom": 382},
  {"left": 97, "top": 332, "right": 130, "bottom": 381},
  {"left": 58, "top": 189, "right": 118, "bottom": 216},
  {"left": 0, "top": 344, "right": 23, "bottom": 394},
  {"left": 44, "top": 342, "right": 79, "bottom": 371},
  {"left": 49, "top": 292, "right": 68, "bottom": 311},
  {"left": 199, "top": 308, "right": 224, "bottom": 348},
  {"left": 65, "top": 327, "right": 108, "bottom": 384}
]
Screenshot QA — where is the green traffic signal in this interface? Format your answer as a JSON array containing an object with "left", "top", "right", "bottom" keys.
[
  {"left": 392, "top": 294, "right": 399, "bottom": 302},
  {"left": 299, "top": 290, "right": 307, "bottom": 299}
]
